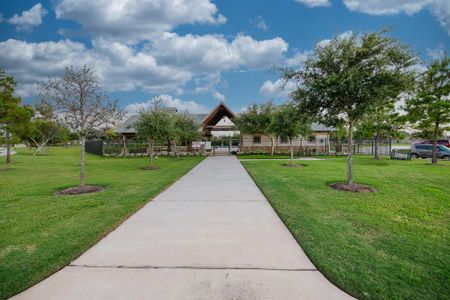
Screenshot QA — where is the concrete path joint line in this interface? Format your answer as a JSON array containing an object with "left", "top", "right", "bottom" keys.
[{"left": 69, "top": 264, "right": 318, "bottom": 272}]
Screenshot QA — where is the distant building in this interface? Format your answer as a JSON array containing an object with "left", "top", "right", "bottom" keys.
[{"left": 115, "top": 102, "right": 334, "bottom": 153}]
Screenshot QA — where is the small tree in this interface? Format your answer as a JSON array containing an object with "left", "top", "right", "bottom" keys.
[
  {"left": 134, "top": 108, "right": 171, "bottom": 166},
  {"left": 269, "top": 104, "right": 312, "bottom": 165},
  {"left": 0, "top": 68, "right": 33, "bottom": 163},
  {"left": 357, "top": 100, "right": 404, "bottom": 160},
  {"left": 285, "top": 31, "right": 415, "bottom": 185},
  {"left": 235, "top": 102, "right": 276, "bottom": 155},
  {"left": 169, "top": 113, "right": 200, "bottom": 159},
  {"left": 26, "top": 102, "right": 69, "bottom": 155},
  {"left": 405, "top": 56, "right": 450, "bottom": 165},
  {"left": 39, "top": 65, "right": 123, "bottom": 187}
]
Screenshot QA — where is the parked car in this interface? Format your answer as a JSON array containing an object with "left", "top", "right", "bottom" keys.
[
  {"left": 411, "top": 144, "right": 450, "bottom": 159},
  {"left": 418, "top": 139, "right": 450, "bottom": 148}
]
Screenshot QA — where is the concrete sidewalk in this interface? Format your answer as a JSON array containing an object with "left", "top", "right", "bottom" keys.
[{"left": 13, "top": 156, "right": 352, "bottom": 300}]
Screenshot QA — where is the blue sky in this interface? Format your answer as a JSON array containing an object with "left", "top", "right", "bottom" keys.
[{"left": 0, "top": 0, "right": 449, "bottom": 114}]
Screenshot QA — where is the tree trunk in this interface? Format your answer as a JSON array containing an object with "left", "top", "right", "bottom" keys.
[
  {"left": 374, "top": 135, "right": 379, "bottom": 160},
  {"left": 80, "top": 136, "right": 86, "bottom": 187},
  {"left": 122, "top": 135, "right": 128, "bottom": 155},
  {"left": 289, "top": 138, "right": 294, "bottom": 165},
  {"left": 5, "top": 130, "right": 11, "bottom": 164},
  {"left": 432, "top": 123, "right": 439, "bottom": 166},
  {"left": 347, "top": 123, "right": 353, "bottom": 185},
  {"left": 149, "top": 141, "right": 154, "bottom": 165},
  {"left": 270, "top": 137, "right": 275, "bottom": 156}
]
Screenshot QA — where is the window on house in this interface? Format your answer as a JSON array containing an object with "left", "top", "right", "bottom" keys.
[
  {"left": 280, "top": 136, "right": 288, "bottom": 144},
  {"left": 253, "top": 135, "right": 261, "bottom": 144},
  {"left": 309, "top": 135, "right": 316, "bottom": 143}
]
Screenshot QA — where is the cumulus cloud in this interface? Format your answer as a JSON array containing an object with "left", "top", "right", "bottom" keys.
[
  {"left": 342, "top": 0, "right": 450, "bottom": 35},
  {"left": 125, "top": 95, "right": 209, "bottom": 114},
  {"left": 259, "top": 79, "right": 298, "bottom": 98},
  {"left": 0, "top": 39, "right": 191, "bottom": 97},
  {"left": 295, "top": 0, "right": 331, "bottom": 7},
  {"left": 0, "top": 31, "right": 288, "bottom": 98},
  {"left": 148, "top": 33, "right": 288, "bottom": 73},
  {"left": 8, "top": 3, "right": 47, "bottom": 31},
  {"left": 55, "top": 0, "right": 226, "bottom": 43}
]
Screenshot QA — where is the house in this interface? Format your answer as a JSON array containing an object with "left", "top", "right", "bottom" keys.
[{"left": 115, "top": 102, "right": 334, "bottom": 154}]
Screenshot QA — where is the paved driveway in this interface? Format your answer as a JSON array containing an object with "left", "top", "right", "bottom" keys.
[{"left": 13, "top": 156, "right": 352, "bottom": 300}]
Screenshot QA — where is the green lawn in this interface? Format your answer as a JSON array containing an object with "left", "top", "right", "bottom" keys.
[
  {"left": 242, "top": 156, "right": 450, "bottom": 300},
  {"left": 0, "top": 147, "right": 203, "bottom": 299}
]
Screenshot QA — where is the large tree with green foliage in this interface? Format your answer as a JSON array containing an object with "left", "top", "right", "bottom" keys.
[
  {"left": 39, "top": 65, "right": 123, "bottom": 187},
  {"left": 0, "top": 68, "right": 33, "bottom": 163},
  {"left": 284, "top": 31, "right": 416, "bottom": 185},
  {"left": 134, "top": 108, "right": 172, "bottom": 166},
  {"left": 405, "top": 56, "right": 450, "bottom": 165},
  {"left": 269, "top": 104, "right": 312, "bottom": 165}
]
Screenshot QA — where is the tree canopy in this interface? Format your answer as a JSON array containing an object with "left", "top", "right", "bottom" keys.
[
  {"left": 284, "top": 30, "right": 416, "bottom": 184},
  {"left": 0, "top": 68, "right": 33, "bottom": 163},
  {"left": 38, "top": 65, "right": 123, "bottom": 186},
  {"left": 405, "top": 56, "right": 450, "bottom": 165}
]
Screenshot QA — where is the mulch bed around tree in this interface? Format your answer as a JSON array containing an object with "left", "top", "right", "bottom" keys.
[
  {"left": 55, "top": 185, "right": 104, "bottom": 195},
  {"left": 140, "top": 166, "right": 160, "bottom": 170},
  {"left": 282, "top": 163, "right": 306, "bottom": 168},
  {"left": 329, "top": 182, "right": 377, "bottom": 193}
]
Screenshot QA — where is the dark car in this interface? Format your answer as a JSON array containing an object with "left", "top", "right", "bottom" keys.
[
  {"left": 411, "top": 144, "right": 450, "bottom": 159},
  {"left": 419, "top": 139, "right": 450, "bottom": 148}
]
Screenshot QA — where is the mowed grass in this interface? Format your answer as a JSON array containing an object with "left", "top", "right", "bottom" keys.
[
  {"left": 0, "top": 147, "right": 203, "bottom": 299},
  {"left": 242, "top": 156, "right": 450, "bottom": 299}
]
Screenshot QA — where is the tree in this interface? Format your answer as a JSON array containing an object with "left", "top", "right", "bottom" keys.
[
  {"left": 269, "top": 104, "right": 312, "bottom": 165},
  {"left": 0, "top": 68, "right": 33, "bottom": 163},
  {"left": 357, "top": 100, "right": 404, "bottom": 160},
  {"left": 169, "top": 113, "right": 200, "bottom": 159},
  {"left": 26, "top": 102, "right": 69, "bottom": 155},
  {"left": 405, "top": 56, "right": 450, "bottom": 165},
  {"left": 134, "top": 108, "right": 171, "bottom": 166},
  {"left": 39, "top": 65, "right": 123, "bottom": 187},
  {"left": 235, "top": 102, "right": 277, "bottom": 155},
  {"left": 285, "top": 31, "right": 416, "bottom": 185}
]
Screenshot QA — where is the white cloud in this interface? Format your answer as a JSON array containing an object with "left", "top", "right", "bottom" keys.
[
  {"left": 55, "top": 0, "right": 226, "bottom": 43},
  {"left": 295, "top": 0, "right": 331, "bottom": 7},
  {"left": 342, "top": 0, "right": 431, "bottom": 15},
  {"left": 316, "top": 30, "right": 354, "bottom": 48},
  {"left": 251, "top": 16, "right": 269, "bottom": 31},
  {"left": 212, "top": 91, "right": 226, "bottom": 101},
  {"left": 284, "top": 50, "right": 312, "bottom": 67},
  {"left": 342, "top": 0, "right": 450, "bottom": 35},
  {"left": 125, "top": 95, "right": 208, "bottom": 114},
  {"left": 429, "top": 0, "right": 450, "bottom": 36},
  {"left": 8, "top": 3, "right": 47, "bottom": 31},
  {"left": 0, "top": 39, "right": 191, "bottom": 97},
  {"left": 259, "top": 79, "right": 298, "bottom": 98},
  {"left": 0, "top": 31, "right": 288, "bottom": 99},
  {"left": 149, "top": 32, "right": 288, "bottom": 72}
]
